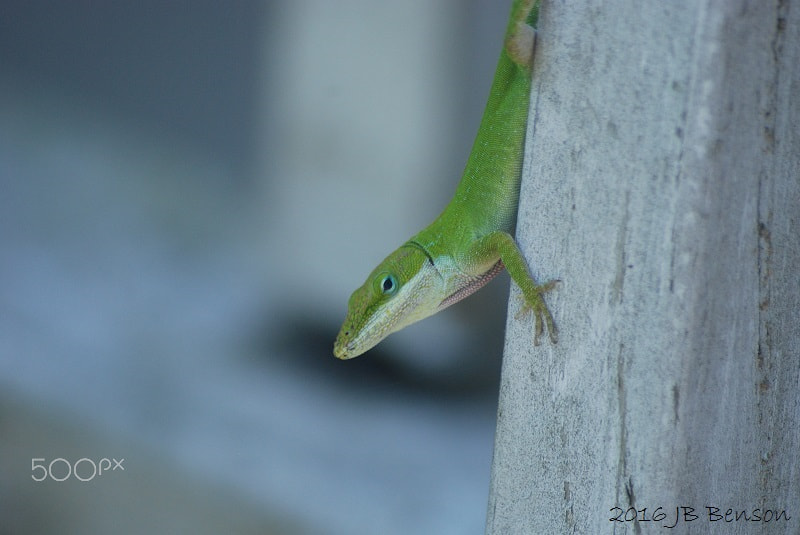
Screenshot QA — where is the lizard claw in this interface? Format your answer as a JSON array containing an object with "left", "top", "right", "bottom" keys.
[{"left": 515, "top": 279, "right": 559, "bottom": 345}]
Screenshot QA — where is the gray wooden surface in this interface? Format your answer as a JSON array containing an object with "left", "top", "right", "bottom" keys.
[{"left": 487, "top": 1, "right": 799, "bottom": 533}]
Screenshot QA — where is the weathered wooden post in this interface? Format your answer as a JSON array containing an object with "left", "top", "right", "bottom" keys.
[{"left": 487, "top": 1, "right": 800, "bottom": 533}]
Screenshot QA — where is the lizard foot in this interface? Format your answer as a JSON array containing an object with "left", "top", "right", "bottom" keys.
[{"left": 515, "top": 279, "right": 559, "bottom": 345}]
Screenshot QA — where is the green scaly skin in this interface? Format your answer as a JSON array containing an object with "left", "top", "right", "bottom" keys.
[{"left": 334, "top": 0, "right": 557, "bottom": 360}]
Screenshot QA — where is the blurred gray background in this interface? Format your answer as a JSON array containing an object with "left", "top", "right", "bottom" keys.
[{"left": 0, "top": 1, "right": 513, "bottom": 533}]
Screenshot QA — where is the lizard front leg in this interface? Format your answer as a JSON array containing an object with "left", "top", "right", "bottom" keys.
[{"left": 467, "top": 230, "right": 558, "bottom": 345}]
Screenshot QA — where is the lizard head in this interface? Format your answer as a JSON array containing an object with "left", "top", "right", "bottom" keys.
[{"left": 334, "top": 244, "right": 444, "bottom": 359}]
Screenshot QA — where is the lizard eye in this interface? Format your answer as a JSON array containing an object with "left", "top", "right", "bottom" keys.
[{"left": 379, "top": 274, "right": 397, "bottom": 295}]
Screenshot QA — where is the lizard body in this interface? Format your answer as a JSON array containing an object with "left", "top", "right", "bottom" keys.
[{"left": 334, "top": 0, "right": 557, "bottom": 359}]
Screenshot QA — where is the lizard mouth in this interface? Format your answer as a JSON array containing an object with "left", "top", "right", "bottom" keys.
[{"left": 333, "top": 331, "right": 356, "bottom": 359}]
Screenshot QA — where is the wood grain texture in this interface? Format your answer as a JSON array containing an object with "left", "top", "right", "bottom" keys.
[{"left": 487, "top": 1, "right": 800, "bottom": 533}]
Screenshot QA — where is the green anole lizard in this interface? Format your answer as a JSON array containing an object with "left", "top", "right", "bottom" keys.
[{"left": 334, "top": 0, "right": 557, "bottom": 359}]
